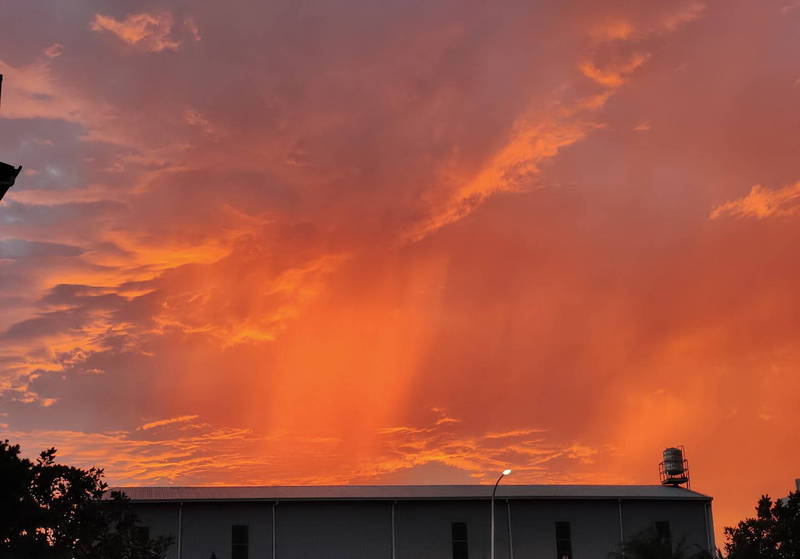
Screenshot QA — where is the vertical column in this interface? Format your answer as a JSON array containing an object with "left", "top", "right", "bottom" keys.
[
  {"left": 391, "top": 500, "right": 397, "bottom": 559},
  {"left": 272, "top": 501, "right": 278, "bottom": 559},
  {"left": 617, "top": 498, "right": 625, "bottom": 559},
  {"left": 177, "top": 502, "right": 183, "bottom": 559},
  {"left": 704, "top": 502, "right": 716, "bottom": 553},
  {"left": 506, "top": 500, "right": 514, "bottom": 559}
]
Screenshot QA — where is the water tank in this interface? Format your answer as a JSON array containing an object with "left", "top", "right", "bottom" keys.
[{"left": 663, "top": 447, "right": 685, "bottom": 476}]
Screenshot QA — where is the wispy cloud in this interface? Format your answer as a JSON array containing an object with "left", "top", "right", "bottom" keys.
[
  {"left": 405, "top": 108, "right": 602, "bottom": 242},
  {"left": 91, "top": 12, "right": 180, "bottom": 52},
  {"left": 7, "top": 410, "right": 611, "bottom": 486},
  {"left": 137, "top": 414, "right": 200, "bottom": 431},
  {"left": 710, "top": 182, "right": 800, "bottom": 219},
  {"left": 580, "top": 52, "right": 650, "bottom": 88}
]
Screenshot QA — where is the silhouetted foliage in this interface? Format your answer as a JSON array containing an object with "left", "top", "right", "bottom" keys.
[
  {"left": 724, "top": 491, "right": 800, "bottom": 559},
  {"left": 608, "top": 526, "right": 715, "bottom": 559},
  {"left": 0, "top": 440, "right": 172, "bottom": 559}
]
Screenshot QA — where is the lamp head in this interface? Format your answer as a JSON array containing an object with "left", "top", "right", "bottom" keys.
[{"left": 502, "top": 469, "right": 512, "bottom": 476}]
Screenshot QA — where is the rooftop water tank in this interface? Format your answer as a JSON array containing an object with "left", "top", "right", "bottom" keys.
[
  {"left": 663, "top": 447, "right": 686, "bottom": 476},
  {"left": 659, "top": 446, "right": 690, "bottom": 487}
]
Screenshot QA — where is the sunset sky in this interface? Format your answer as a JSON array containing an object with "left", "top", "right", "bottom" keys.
[{"left": 1, "top": 0, "right": 799, "bottom": 544}]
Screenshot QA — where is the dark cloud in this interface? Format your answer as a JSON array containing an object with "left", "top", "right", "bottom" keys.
[{"left": 0, "top": 238, "right": 84, "bottom": 259}]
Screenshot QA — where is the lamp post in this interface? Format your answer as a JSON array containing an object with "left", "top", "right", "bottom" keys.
[{"left": 491, "top": 469, "right": 512, "bottom": 559}]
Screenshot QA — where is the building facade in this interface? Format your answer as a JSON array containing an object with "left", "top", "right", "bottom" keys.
[{"left": 119, "top": 485, "right": 715, "bottom": 559}]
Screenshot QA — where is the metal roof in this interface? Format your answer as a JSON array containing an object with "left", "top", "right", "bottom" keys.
[{"left": 112, "top": 484, "right": 711, "bottom": 503}]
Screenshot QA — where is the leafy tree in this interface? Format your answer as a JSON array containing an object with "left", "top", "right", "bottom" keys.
[
  {"left": 0, "top": 440, "right": 172, "bottom": 559},
  {"left": 724, "top": 491, "right": 800, "bottom": 559},
  {"left": 608, "top": 526, "right": 715, "bottom": 559}
]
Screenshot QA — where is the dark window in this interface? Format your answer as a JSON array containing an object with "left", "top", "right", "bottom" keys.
[
  {"left": 555, "top": 521, "right": 572, "bottom": 559},
  {"left": 655, "top": 521, "right": 672, "bottom": 548},
  {"left": 232, "top": 525, "right": 249, "bottom": 559},
  {"left": 452, "top": 521, "right": 468, "bottom": 559}
]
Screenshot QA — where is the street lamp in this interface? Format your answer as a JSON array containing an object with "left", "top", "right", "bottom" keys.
[{"left": 491, "top": 469, "right": 512, "bottom": 559}]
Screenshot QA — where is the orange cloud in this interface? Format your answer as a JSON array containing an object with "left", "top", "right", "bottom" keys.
[
  {"left": 660, "top": 1, "right": 705, "bottom": 32},
  {"left": 6, "top": 410, "right": 610, "bottom": 487},
  {"left": 90, "top": 12, "right": 180, "bottom": 52},
  {"left": 590, "top": 20, "right": 636, "bottom": 41},
  {"left": 137, "top": 414, "right": 200, "bottom": 431},
  {"left": 580, "top": 52, "right": 650, "bottom": 88},
  {"left": 91, "top": 12, "right": 180, "bottom": 52},
  {"left": 710, "top": 182, "right": 800, "bottom": 219},
  {"left": 406, "top": 108, "right": 601, "bottom": 242}
]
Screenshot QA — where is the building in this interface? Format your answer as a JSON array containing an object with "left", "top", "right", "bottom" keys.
[
  {"left": 118, "top": 484, "right": 715, "bottom": 559},
  {"left": 780, "top": 479, "right": 800, "bottom": 504}
]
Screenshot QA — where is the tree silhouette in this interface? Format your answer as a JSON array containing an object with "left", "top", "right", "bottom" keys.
[
  {"left": 0, "top": 440, "right": 172, "bottom": 559},
  {"left": 608, "top": 526, "right": 715, "bottom": 559},
  {"left": 724, "top": 491, "right": 800, "bottom": 559}
]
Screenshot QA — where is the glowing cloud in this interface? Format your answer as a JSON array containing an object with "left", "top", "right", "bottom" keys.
[
  {"left": 137, "top": 414, "right": 200, "bottom": 431},
  {"left": 580, "top": 52, "right": 650, "bottom": 88},
  {"left": 710, "top": 182, "right": 800, "bottom": 219},
  {"left": 90, "top": 12, "right": 180, "bottom": 52}
]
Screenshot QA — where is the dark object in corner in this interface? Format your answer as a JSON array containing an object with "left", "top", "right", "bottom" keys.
[
  {"left": 0, "top": 74, "right": 23, "bottom": 202},
  {"left": 0, "top": 162, "right": 22, "bottom": 201}
]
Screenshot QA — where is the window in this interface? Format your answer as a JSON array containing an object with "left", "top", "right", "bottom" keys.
[
  {"left": 452, "top": 521, "right": 468, "bottom": 559},
  {"left": 655, "top": 521, "right": 672, "bottom": 549},
  {"left": 232, "top": 525, "right": 249, "bottom": 559},
  {"left": 555, "top": 521, "right": 572, "bottom": 559}
]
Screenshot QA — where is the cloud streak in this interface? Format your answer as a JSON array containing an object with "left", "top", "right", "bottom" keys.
[{"left": 137, "top": 415, "right": 200, "bottom": 431}]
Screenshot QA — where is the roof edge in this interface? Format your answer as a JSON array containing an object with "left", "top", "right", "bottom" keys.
[{"left": 108, "top": 484, "right": 712, "bottom": 502}]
